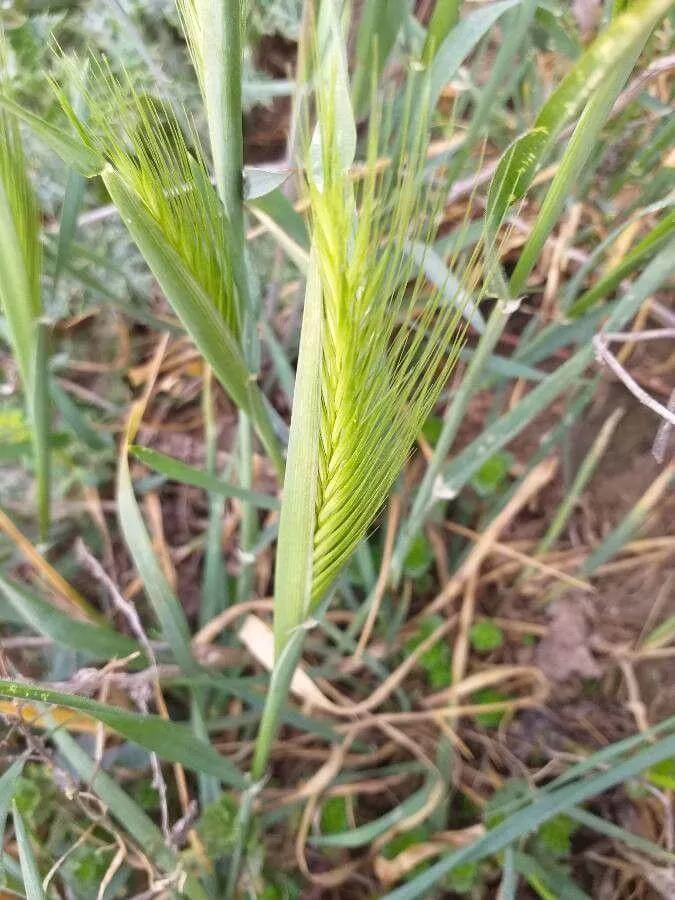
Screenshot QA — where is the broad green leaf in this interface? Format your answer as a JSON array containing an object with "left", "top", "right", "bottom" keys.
[
  {"left": 130, "top": 445, "right": 280, "bottom": 509},
  {"left": 0, "top": 95, "right": 102, "bottom": 176},
  {"left": 103, "top": 168, "right": 283, "bottom": 471},
  {"left": 12, "top": 803, "right": 45, "bottom": 900},
  {"left": 0, "top": 572, "right": 139, "bottom": 660},
  {"left": 0, "top": 679, "right": 246, "bottom": 787}
]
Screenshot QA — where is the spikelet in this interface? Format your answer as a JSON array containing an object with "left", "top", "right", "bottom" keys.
[
  {"left": 305, "top": 91, "right": 483, "bottom": 608},
  {"left": 53, "top": 60, "right": 239, "bottom": 336}
]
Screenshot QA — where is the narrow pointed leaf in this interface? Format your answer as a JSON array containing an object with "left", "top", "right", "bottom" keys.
[
  {"left": 0, "top": 95, "right": 102, "bottom": 176},
  {"left": 0, "top": 759, "right": 24, "bottom": 880},
  {"left": 427, "top": 1, "right": 521, "bottom": 109},
  {"left": 12, "top": 804, "right": 45, "bottom": 900},
  {"left": 273, "top": 250, "right": 323, "bottom": 655},
  {"left": 0, "top": 572, "right": 139, "bottom": 660},
  {"left": 0, "top": 679, "right": 246, "bottom": 787},
  {"left": 130, "top": 445, "right": 279, "bottom": 509},
  {"left": 486, "top": 0, "right": 675, "bottom": 233},
  {"left": 382, "top": 730, "right": 675, "bottom": 899},
  {"left": 352, "top": 0, "right": 407, "bottom": 116},
  {"left": 117, "top": 416, "right": 197, "bottom": 675}
]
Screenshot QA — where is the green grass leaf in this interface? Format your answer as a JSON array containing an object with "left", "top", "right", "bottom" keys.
[
  {"left": 130, "top": 445, "right": 280, "bottom": 509},
  {"left": 0, "top": 758, "right": 24, "bottom": 881},
  {"left": 487, "top": 0, "right": 675, "bottom": 238},
  {"left": 0, "top": 679, "right": 246, "bottom": 787},
  {"left": 427, "top": 1, "right": 521, "bottom": 110},
  {"left": 0, "top": 103, "right": 50, "bottom": 537},
  {"left": 0, "top": 95, "right": 102, "bottom": 176},
  {"left": 382, "top": 726, "right": 675, "bottom": 898},
  {"left": 12, "top": 802, "right": 45, "bottom": 900},
  {"left": 271, "top": 249, "right": 323, "bottom": 657},
  {"left": 0, "top": 572, "right": 140, "bottom": 660},
  {"left": 352, "top": 0, "right": 407, "bottom": 116},
  {"left": 117, "top": 421, "right": 197, "bottom": 675}
]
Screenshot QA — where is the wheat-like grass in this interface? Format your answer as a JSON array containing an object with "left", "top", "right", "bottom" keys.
[
  {"left": 0, "top": 78, "right": 49, "bottom": 535},
  {"left": 0, "top": 109, "right": 42, "bottom": 385},
  {"left": 54, "top": 64, "right": 240, "bottom": 335},
  {"left": 305, "top": 88, "right": 483, "bottom": 610}
]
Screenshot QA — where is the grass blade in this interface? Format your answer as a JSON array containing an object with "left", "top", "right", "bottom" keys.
[
  {"left": 568, "top": 208, "right": 675, "bottom": 316},
  {"left": 422, "top": 0, "right": 460, "bottom": 62},
  {"left": 535, "top": 408, "right": 624, "bottom": 556},
  {"left": 514, "top": 852, "right": 591, "bottom": 900},
  {"left": 271, "top": 250, "right": 323, "bottom": 657},
  {"left": 0, "top": 571, "right": 139, "bottom": 660},
  {"left": 51, "top": 66, "right": 89, "bottom": 299},
  {"left": 130, "top": 445, "right": 279, "bottom": 509},
  {"left": 310, "top": 773, "right": 441, "bottom": 848},
  {"left": 580, "top": 463, "right": 675, "bottom": 577},
  {"left": 0, "top": 758, "right": 24, "bottom": 880},
  {"left": 427, "top": 1, "right": 521, "bottom": 111},
  {"left": 352, "top": 0, "right": 407, "bottom": 116},
  {"left": 568, "top": 807, "right": 675, "bottom": 863},
  {"left": 487, "top": 0, "right": 675, "bottom": 237},
  {"left": 0, "top": 104, "right": 50, "bottom": 537},
  {"left": 0, "top": 95, "right": 102, "bottom": 176},
  {"left": 509, "top": 50, "right": 644, "bottom": 296},
  {"left": 382, "top": 729, "right": 675, "bottom": 898},
  {"left": 498, "top": 845, "right": 517, "bottom": 900},
  {"left": 0, "top": 679, "right": 246, "bottom": 786},
  {"left": 117, "top": 409, "right": 197, "bottom": 674},
  {"left": 46, "top": 717, "right": 208, "bottom": 899},
  {"left": 438, "top": 241, "right": 675, "bottom": 497},
  {"left": 12, "top": 803, "right": 45, "bottom": 900}
]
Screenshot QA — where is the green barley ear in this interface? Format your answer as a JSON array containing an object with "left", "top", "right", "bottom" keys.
[
  {"left": 272, "top": 1, "right": 484, "bottom": 656},
  {"left": 50, "top": 60, "right": 282, "bottom": 471},
  {"left": 0, "top": 60, "right": 50, "bottom": 537}
]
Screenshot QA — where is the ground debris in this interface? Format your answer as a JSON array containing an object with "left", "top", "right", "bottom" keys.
[{"left": 535, "top": 599, "right": 601, "bottom": 681}]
